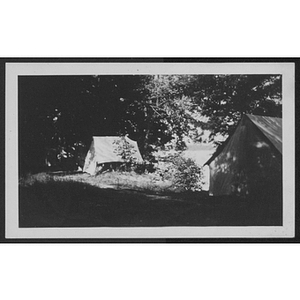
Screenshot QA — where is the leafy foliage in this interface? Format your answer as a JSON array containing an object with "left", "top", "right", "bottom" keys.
[
  {"left": 137, "top": 74, "right": 282, "bottom": 143},
  {"left": 149, "top": 75, "right": 282, "bottom": 140},
  {"left": 155, "top": 153, "right": 204, "bottom": 191},
  {"left": 18, "top": 74, "right": 282, "bottom": 174},
  {"left": 112, "top": 136, "right": 139, "bottom": 172},
  {"left": 191, "top": 75, "right": 282, "bottom": 139},
  {"left": 171, "top": 156, "right": 204, "bottom": 191}
]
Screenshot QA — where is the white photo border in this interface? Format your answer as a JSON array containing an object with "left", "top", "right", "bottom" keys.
[{"left": 5, "top": 62, "right": 295, "bottom": 239}]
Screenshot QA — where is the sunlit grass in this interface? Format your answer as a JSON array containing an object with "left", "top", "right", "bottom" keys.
[{"left": 20, "top": 171, "right": 174, "bottom": 193}]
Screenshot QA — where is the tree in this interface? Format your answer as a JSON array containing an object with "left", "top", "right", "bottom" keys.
[
  {"left": 141, "top": 74, "right": 282, "bottom": 142},
  {"left": 192, "top": 74, "right": 282, "bottom": 139},
  {"left": 19, "top": 75, "right": 177, "bottom": 173},
  {"left": 18, "top": 74, "right": 282, "bottom": 174},
  {"left": 138, "top": 75, "right": 201, "bottom": 149}
]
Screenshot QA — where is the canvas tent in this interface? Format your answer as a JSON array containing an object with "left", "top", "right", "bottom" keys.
[
  {"left": 83, "top": 136, "right": 143, "bottom": 175},
  {"left": 205, "top": 114, "right": 282, "bottom": 196}
]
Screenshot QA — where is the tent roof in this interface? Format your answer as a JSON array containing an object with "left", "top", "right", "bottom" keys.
[
  {"left": 246, "top": 114, "right": 282, "bottom": 154},
  {"left": 83, "top": 136, "right": 143, "bottom": 175},
  {"left": 91, "top": 136, "right": 143, "bottom": 163},
  {"left": 90, "top": 135, "right": 143, "bottom": 164},
  {"left": 205, "top": 114, "right": 282, "bottom": 166},
  {"left": 93, "top": 136, "right": 129, "bottom": 142}
]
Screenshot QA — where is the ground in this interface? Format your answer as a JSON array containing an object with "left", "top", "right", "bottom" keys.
[{"left": 19, "top": 172, "right": 282, "bottom": 227}]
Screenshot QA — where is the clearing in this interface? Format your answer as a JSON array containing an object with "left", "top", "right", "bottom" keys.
[{"left": 19, "top": 172, "right": 282, "bottom": 227}]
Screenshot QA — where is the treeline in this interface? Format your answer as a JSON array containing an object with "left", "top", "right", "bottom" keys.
[{"left": 19, "top": 74, "right": 282, "bottom": 174}]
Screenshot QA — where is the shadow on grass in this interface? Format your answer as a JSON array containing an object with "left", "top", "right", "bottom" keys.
[{"left": 19, "top": 180, "right": 282, "bottom": 228}]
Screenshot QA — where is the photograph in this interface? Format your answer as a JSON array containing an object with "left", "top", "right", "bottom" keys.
[
  {"left": 5, "top": 61, "right": 295, "bottom": 239},
  {"left": 1, "top": 4, "right": 299, "bottom": 300}
]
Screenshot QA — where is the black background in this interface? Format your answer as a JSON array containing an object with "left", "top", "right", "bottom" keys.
[{"left": 1, "top": 57, "right": 298, "bottom": 244}]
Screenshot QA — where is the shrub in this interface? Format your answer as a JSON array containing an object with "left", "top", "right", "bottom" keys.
[
  {"left": 155, "top": 153, "right": 204, "bottom": 191},
  {"left": 113, "top": 137, "right": 138, "bottom": 172}
]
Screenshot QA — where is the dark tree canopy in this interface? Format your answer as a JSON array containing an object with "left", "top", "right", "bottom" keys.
[
  {"left": 190, "top": 74, "right": 282, "bottom": 138},
  {"left": 18, "top": 74, "right": 282, "bottom": 174},
  {"left": 142, "top": 74, "right": 282, "bottom": 140}
]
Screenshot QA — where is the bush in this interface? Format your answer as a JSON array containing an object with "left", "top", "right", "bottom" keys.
[
  {"left": 113, "top": 136, "right": 139, "bottom": 172},
  {"left": 155, "top": 153, "right": 204, "bottom": 191}
]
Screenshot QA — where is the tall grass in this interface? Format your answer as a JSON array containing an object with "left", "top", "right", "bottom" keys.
[
  {"left": 19, "top": 171, "right": 174, "bottom": 193},
  {"left": 19, "top": 172, "right": 53, "bottom": 186}
]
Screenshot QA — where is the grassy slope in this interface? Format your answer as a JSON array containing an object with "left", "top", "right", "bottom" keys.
[{"left": 19, "top": 172, "right": 282, "bottom": 227}]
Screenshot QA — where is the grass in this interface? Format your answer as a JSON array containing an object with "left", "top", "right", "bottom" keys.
[
  {"left": 19, "top": 171, "right": 282, "bottom": 228},
  {"left": 20, "top": 171, "right": 174, "bottom": 192}
]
